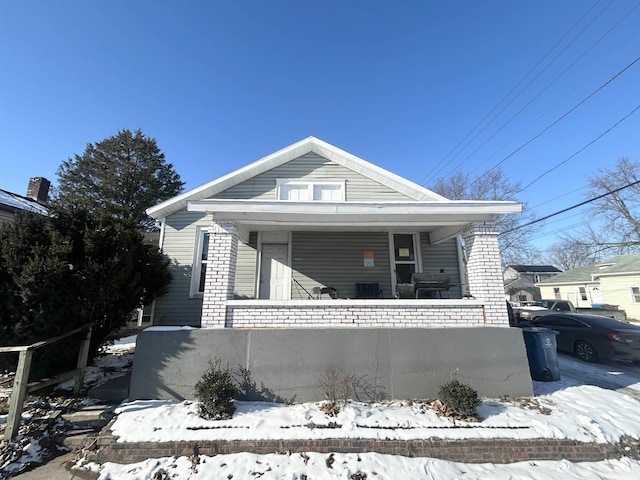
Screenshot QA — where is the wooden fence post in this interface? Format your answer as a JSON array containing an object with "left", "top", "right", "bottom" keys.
[
  {"left": 74, "top": 326, "right": 92, "bottom": 394},
  {"left": 4, "top": 349, "right": 33, "bottom": 441}
]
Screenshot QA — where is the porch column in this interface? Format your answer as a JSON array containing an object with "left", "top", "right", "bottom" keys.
[
  {"left": 463, "top": 222, "right": 508, "bottom": 326},
  {"left": 201, "top": 219, "right": 238, "bottom": 328}
]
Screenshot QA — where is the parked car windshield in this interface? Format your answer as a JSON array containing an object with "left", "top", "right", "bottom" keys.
[
  {"left": 530, "top": 300, "right": 555, "bottom": 309},
  {"left": 530, "top": 300, "right": 571, "bottom": 311}
]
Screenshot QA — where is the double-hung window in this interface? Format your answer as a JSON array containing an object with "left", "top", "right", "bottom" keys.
[
  {"left": 631, "top": 286, "right": 640, "bottom": 303},
  {"left": 276, "top": 179, "right": 345, "bottom": 201},
  {"left": 190, "top": 226, "right": 210, "bottom": 297}
]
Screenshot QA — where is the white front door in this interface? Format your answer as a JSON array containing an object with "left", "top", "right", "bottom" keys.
[{"left": 259, "top": 244, "right": 289, "bottom": 300}]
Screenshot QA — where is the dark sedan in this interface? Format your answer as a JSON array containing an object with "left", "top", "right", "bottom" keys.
[{"left": 529, "top": 313, "right": 640, "bottom": 363}]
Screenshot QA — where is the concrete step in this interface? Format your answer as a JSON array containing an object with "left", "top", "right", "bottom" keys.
[
  {"left": 61, "top": 404, "right": 116, "bottom": 450},
  {"left": 87, "top": 372, "right": 130, "bottom": 402}
]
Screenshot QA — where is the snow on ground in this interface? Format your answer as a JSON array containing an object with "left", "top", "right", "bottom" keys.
[
  {"left": 0, "top": 336, "right": 137, "bottom": 476},
  {"left": 81, "top": 453, "right": 640, "bottom": 480},
  {"left": 108, "top": 384, "right": 640, "bottom": 444},
  {"left": 54, "top": 335, "right": 136, "bottom": 394},
  {"left": 6, "top": 333, "right": 640, "bottom": 479},
  {"left": 87, "top": 348, "right": 640, "bottom": 479}
]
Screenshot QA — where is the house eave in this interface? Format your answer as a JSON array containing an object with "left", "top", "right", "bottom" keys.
[
  {"left": 188, "top": 199, "right": 521, "bottom": 242},
  {"left": 188, "top": 199, "right": 522, "bottom": 216},
  {"left": 536, "top": 280, "right": 600, "bottom": 287}
]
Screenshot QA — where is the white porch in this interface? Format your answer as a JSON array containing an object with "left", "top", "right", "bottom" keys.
[{"left": 189, "top": 199, "right": 519, "bottom": 329}]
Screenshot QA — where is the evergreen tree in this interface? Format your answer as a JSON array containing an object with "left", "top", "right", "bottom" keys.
[
  {"left": 0, "top": 209, "right": 171, "bottom": 375},
  {"left": 55, "top": 129, "right": 184, "bottom": 231}
]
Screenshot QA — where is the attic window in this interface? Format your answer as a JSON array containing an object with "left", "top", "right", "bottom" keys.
[{"left": 276, "top": 179, "right": 345, "bottom": 201}]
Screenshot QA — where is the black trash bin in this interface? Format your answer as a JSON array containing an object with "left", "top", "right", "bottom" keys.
[{"left": 521, "top": 327, "right": 561, "bottom": 382}]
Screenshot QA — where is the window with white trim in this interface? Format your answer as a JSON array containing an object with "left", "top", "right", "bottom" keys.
[
  {"left": 579, "top": 287, "right": 588, "bottom": 301},
  {"left": 276, "top": 179, "right": 345, "bottom": 201},
  {"left": 190, "top": 227, "right": 210, "bottom": 297},
  {"left": 631, "top": 286, "right": 640, "bottom": 303},
  {"left": 393, "top": 233, "right": 419, "bottom": 284}
]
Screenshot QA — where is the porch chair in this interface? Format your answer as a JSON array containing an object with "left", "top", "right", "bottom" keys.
[
  {"left": 355, "top": 282, "right": 383, "bottom": 299},
  {"left": 311, "top": 286, "right": 338, "bottom": 299}
]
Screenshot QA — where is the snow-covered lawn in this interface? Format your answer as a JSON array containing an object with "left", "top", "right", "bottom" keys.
[
  {"left": 5, "top": 333, "right": 640, "bottom": 479},
  {"left": 108, "top": 385, "right": 640, "bottom": 444}
]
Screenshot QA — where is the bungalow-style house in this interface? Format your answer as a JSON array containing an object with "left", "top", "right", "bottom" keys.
[
  {"left": 503, "top": 265, "right": 562, "bottom": 304},
  {"left": 538, "top": 253, "right": 640, "bottom": 321},
  {"left": 146, "top": 137, "right": 522, "bottom": 329},
  {"left": 0, "top": 177, "right": 50, "bottom": 224},
  {"left": 131, "top": 138, "right": 534, "bottom": 402}
]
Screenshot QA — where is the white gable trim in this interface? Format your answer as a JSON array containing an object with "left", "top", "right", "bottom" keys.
[{"left": 147, "top": 137, "right": 448, "bottom": 219}]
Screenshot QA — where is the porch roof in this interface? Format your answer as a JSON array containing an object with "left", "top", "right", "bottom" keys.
[{"left": 188, "top": 199, "right": 522, "bottom": 243}]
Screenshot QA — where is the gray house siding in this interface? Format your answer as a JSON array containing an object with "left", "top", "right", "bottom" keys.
[
  {"left": 151, "top": 152, "right": 463, "bottom": 325},
  {"left": 234, "top": 232, "right": 258, "bottom": 299},
  {"left": 290, "top": 231, "right": 392, "bottom": 299},
  {"left": 153, "top": 210, "right": 209, "bottom": 326},
  {"left": 213, "top": 152, "right": 415, "bottom": 201},
  {"left": 421, "top": 235, "right": 463, "bottom": 298}
]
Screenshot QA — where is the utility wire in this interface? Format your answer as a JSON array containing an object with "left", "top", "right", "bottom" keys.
[
  {"left": 468, "top": 54, "right": 640, "bottom": 189},
  {"left": 516, "top": 103, "right": 640, "bottom": 193},
  {"left": 462, "top": 0, "right": 640, "bottom": 178},
  {"left": 501, "top": 179, "right": 640, "bottom": 235},
  {"left": 430, "top": 0, "right": 624, "bottom": 182},
  {"left": 421, "top": 0, "right": 609, "bottom": 185}
]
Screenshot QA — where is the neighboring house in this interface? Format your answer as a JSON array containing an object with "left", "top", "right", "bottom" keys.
[
  {"left": 538, "top": 253, "right": 640, "bottom": 320},
  {"left": 504, "top": 265, "right": 562, "bottom": 304},
  {"left": 0, "top": 177, "right": 50, "bottom": 224},
  {"left": 146, "top": 137, "right": 522, "bottom": 329}
]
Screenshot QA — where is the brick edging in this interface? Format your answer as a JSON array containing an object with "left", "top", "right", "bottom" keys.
[{"left": 92, "top": 433, "right": 620, "bottom": 465}]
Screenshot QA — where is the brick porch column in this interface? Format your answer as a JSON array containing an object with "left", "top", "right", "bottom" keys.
[
  {"left": 463, "top": 222, "right": 508, "bottom": 326},
  {"left": 201, "top": 219, "right": 238, "bottom": 328}
]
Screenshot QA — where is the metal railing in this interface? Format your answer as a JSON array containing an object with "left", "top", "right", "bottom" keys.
[{"left": 0, "top": 323, "right": 93, "bottom": 440}]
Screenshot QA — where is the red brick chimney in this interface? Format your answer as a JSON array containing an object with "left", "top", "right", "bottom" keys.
[{"left": 26, "top": 177, "right": 50, "bottom": 205}]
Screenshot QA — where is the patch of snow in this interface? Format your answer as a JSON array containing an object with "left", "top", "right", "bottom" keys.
[
  {"left": 79, "top": 452, "right": 640, "bottom": 480},
  {"left": 109, "top": 384, "right": 640, "bottom": 444},
  {"left": 143, "top": 326, "right": 197, "bottom": 332}
]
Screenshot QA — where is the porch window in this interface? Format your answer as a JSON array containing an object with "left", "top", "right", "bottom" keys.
[
  {"left": 631, "top": 286, "right": 640, "bottom": 303},
  {"left": 190, "top": 227, "right": 210, "bottom": 297},
  {"left": 276, "top": 179, "right": 345, "bottom": 201}
]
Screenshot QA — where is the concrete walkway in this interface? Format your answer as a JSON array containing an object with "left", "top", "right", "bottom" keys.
[{"left": 14, "top": 452, "right": 96, "bottom": 480}]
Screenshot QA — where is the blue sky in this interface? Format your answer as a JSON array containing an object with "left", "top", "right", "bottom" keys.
[{"left": 1, "top": 0, "right": 639, "bottom": 252}]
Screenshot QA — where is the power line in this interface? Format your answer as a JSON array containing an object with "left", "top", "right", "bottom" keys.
[
  {"left": 467, "top": 53, "right": 640, "bottom": 189},
  {"left": 432, "top": 0, "right": 625, "bottom": 182},
  {"left": 516, "top": 103, "right": 640, "bottom": 193},
  {"left": 421, "top": 0, "right": 611, "bottom": 185},
  {"left": 501, "top": 178, "right": 640, "bottom": 235},
  {"left": 462, "top": 0, "right": 640, "bottom": 178}
]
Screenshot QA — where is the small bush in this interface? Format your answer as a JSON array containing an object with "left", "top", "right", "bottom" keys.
[
  {"left": 437, "top": 378, "right": 481, "bottom": 418},
  {"left": 319, "top": 365, "right": 353, "bottom": 416},
  {"left": 194, "top": 358, "right": 238, "bottom": 420}
]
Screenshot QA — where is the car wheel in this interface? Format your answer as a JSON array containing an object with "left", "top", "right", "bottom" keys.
[{"left": 574, "top": 340, "right": 599, "bottom": 363}]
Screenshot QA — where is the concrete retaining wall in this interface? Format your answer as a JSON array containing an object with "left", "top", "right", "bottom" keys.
[{"left": 129, "top": 327, "right": 533, "bottom": 402}]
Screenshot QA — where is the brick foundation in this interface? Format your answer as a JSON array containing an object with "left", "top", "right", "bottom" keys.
[{"left": 225, "top": 300, "right": 486, "bottom": 327}]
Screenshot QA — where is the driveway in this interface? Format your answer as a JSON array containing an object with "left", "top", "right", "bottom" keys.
[{"left": 534, "top": 353, "right": 640, "bottom": 401}]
